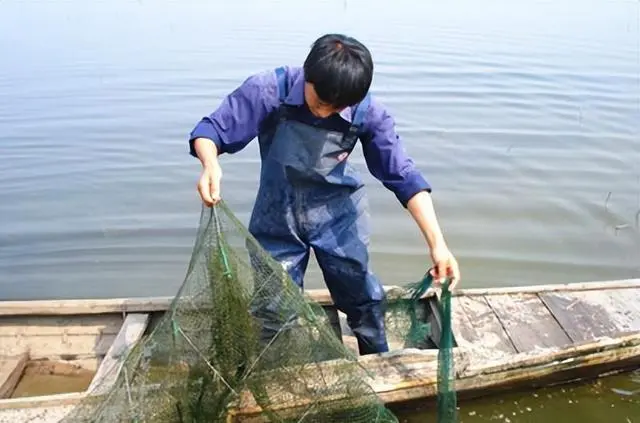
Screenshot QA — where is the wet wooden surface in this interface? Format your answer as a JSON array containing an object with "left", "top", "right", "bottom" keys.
[
  {"left": 0, "top": 404, "right": 76, "bottom": 423},
  {"left": 539, "top": 291, "right": 620, "bottom": 342},
  {"left": 451, "top": 296, "right": 516, "bottom": 361},
  {"left": 344, "top": 286, "right": 640, "bottom": 363},
  {"left": 487, "top": 293, "right": 572, "bottom": 352},
  {"left": 451, "top": 287, "right": 640, "bottom": 356},
  {"left": 87, "top": 313, "right": 149, "bottom": 395}
]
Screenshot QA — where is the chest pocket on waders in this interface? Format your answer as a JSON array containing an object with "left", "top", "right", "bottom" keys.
[{"left": 267, "top": 66, "right": 371, "bottom": 180}]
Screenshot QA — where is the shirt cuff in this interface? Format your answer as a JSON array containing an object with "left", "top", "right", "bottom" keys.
[
  {"left": 188, "top": 119, "right": 223, "bottom": 157},
  {"left": 393, "top": 171, "right": 432, "bottom": 207}
]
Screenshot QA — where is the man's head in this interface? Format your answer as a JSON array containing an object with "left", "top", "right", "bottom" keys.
[{"left": 303, "top": 33, "right": 374, "bottom": 118}]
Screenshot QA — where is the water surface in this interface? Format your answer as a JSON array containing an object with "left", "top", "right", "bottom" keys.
[
  {"left": 396, "top": 370, "right": 640, "bottom": 423},
  {"left": 1, "top": 0, "right": 638, "bottom": 300}
]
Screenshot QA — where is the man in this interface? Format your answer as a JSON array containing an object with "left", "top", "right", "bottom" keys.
[{"left": 188, "top": 33, "right": 460, "bottom": 355}]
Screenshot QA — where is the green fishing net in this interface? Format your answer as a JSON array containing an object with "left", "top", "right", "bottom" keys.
[
  {"left": 385, "top": 273, "right": 458, "bottom": 423},
  {"left": 50, "top": 201, "right": 456, "bottom": 423}
]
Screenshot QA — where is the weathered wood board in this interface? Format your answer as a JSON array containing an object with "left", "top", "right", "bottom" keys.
[
  {"left": 541, "top": 288, "right": 640, "bottom": 339},
  {"left": 0, "top": 352, "right": 28, "bottom": 399},
  {"left": 451, "top": 295, "right": 516, "bottom": 361},
  {"left": 486, "top": 293, "right": 572, "bottom": 352},
  {"left": 0, "top": 297, "right": 173, "bottom": 317},
  {"left": 539, "top": 291, "right": 620, "bottom": 342},
  {"left": 602, "top": 288, "right": 640, "bottom": 332},
  {"left": 233, "top": 349, "right": 445, "bottom": 417},
  {"left": 87, "top": 313, "right": 149, "bottom": 395},
  {"left": 0, "top": 404, "right": 76, "bottom": 423},
  {"left": 0, "top": 314, "right": 124, "bottom": 371},
  {"left": 0, "top": 315, "right": 122, "bottom": 337}
]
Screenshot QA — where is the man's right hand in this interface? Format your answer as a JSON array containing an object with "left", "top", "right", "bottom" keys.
[
  {"left": 198, "top": 162, "right": 222, "bottom": 206},
  {"left": 193, "top": 137, "right": 222, "bottom": 206}
]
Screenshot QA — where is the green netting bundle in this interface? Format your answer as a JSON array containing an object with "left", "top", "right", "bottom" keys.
[
  {"left": 385, "top": 272, "right": 458, "bottom": 423},
  {"left": 55, "top": 201, "right": 457, "bottom": 423}
]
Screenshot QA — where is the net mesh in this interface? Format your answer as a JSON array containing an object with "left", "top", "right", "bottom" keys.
[{"left": 44, "top": 201, "right": 456, "bottom": 423}]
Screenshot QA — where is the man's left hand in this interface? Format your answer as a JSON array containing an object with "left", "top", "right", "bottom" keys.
[{"left": 430, "top": 245, "right": 460, "bottom": 290}]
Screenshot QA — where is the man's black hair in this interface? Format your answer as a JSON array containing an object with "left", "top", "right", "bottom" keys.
[{"left": 303, "top": 33, "right": 374, "bottom": 109}]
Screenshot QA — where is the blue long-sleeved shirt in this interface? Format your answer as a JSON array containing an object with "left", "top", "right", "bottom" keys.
[{"left": 189, "top": 66, "right": 431, "bottom": 207}]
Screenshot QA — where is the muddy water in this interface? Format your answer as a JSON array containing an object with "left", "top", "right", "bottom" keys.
[
  {"left": 396, "top": 370, "right": 640, "bottom": 423},
  {"left": 10, "top": 362, "right": 94, "bottom": 398}
]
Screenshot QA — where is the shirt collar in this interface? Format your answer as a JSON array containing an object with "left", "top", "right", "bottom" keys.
[
  {"left": 283, "top": 69, "right": 354, "bottom": 123},
  {"left": 283, "top": 70, "right": 305, "bottom": 106}
]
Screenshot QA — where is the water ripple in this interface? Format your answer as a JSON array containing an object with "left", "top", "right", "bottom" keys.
[{"left": 0, "top": 0, "right": 639, "bottom": 300}]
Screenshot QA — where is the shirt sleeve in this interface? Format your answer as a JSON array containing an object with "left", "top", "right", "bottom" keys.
[
  {"left": 188, "top": 69, "right": 279, "bottom": 157},
  {"left": 359, "top": 98, "right": 432, "bottom": 207}
]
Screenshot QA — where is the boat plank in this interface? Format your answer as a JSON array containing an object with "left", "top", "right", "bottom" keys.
[
  {"left": 0, "top": 404, "right": 77, "bottom": 422},
  {"left": 541, "top": 289, "right": 640, "bottom": 335},
  {"left": 0, "top": 315, "right": 122, "bottom": 337},
  {"left": 0, "top": 333, "right": 115, "bottom": 359},
  {"left": 0, "top": 390, "right": 87, "bottom": 410},
  {"left": 87, "top": 313, "right": 149, "bottom": 395},
  {"left": 452, "top": 296, "right": 516, "bottom": 359},
  {"left": 233, "top": 350, "right": 444, "bottom": 416},
  {"left": 606, "top": 289, "right": 640, "bottom": 332},
  {"left": 0, "top": 297, "right": 173, "bottom": 317},
  {"left": 0, "top": 352, "right": 28, "bottom": 399},
  {"left": 539, "top": 291, "right": 620, "bottom": 342},
  {"left": 450, "top": 298, "right": 477, "bottom": 348},
  {"left": 486, "top": 294, "right": 572, "bottom": 353},
  {"left": 0, "top": 279, "right": 638, "bottom": 316},
  {"left": 453, "top": 279, "right": 640, "bottom": 296}
]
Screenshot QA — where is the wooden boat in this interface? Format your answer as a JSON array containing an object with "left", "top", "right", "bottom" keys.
[
  {"left": 1, "top": 278, "right": 640, "bottom": 422},
  {"left": 0, "top": 297, "right": 167, "bottom": 422}
]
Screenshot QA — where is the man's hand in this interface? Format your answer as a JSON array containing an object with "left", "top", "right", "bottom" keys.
[
  {"left": 406, "top": 191, "right": 461, "bottom": 290},
  {"left": 197, "top": 162, "right": 222, "bottom": 206},
  {"left": 430, "top": 244, "right": 460, "bottom": 290},
  {"left": 193, "top": 137, "right": 222, "bottom": 206}
]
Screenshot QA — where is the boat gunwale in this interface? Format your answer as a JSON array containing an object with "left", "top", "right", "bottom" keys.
[
  {"left": 0, "top": 390, "right": 88, "bottom": 410},
  {"left": 0, "top": 279, "right": 638, "bottom": 316}
]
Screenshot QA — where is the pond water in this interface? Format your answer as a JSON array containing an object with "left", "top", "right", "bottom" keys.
[
  {"left": 1, "top": 0, "right": 638, "bottom": 300},
  {"left": 396, "top": 370, "right": 640, "bottom": 423}
]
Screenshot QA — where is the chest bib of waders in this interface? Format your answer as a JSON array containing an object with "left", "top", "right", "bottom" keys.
[{"left": 247, "top": 67, "right": 389, "bottom": 356}]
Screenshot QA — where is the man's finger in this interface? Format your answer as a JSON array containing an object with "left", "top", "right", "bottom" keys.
[
  {"left": 436, "top": 261, "right": 447, "bottom": 284},
  {"left": 198, "top": 179, "right": 214, "bottom": 207},
  {"left": 210, "top": 176, "right": 221, "bottom": 205},
  {"left": 449, "top": 262, "right": 461, "bottom": 291},
  {"left": 449, "top": 275, "right": 458, "bottom": 291}
]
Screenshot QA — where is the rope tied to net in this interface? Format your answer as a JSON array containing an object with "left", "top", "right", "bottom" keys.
[{"left": 213, "top": 206, "right": 232, "bottom": 278}]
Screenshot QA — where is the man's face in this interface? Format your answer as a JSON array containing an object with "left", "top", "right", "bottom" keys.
[{"left": 304, "top": 82, "right": 344, "bottom": 118}]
